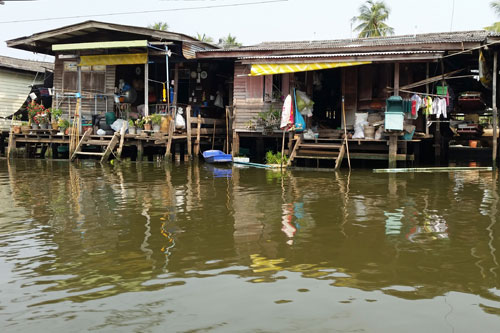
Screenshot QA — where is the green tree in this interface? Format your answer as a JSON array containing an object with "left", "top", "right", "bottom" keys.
[
  {"left": 148, "top": 22, "right": 169, "bottom": 31},
  {"left": 486, "top": 1, "right": 500, "bottom": 32},
  {"left": 196, "top": 33, "right": 214, "bottom": 43},
  {"left": 218, "top": 34, "right": 242, "bottom": 49},
  {"left": 352, "top": 0, "right": 394, "bottom": 38}
]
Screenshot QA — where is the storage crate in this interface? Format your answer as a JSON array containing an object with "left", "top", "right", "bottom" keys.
[{"left": 385, "top": 112, "right": 404, "bottom": 131}]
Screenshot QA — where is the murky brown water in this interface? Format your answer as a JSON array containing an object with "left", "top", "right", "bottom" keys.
[{"left": 1, "top": 159, "right": 500, "bottom": 332}]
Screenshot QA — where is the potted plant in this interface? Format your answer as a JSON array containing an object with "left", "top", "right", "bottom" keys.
[
  {"left": 58, "top": 118, "right": 70, "bottom": 135},
  {"left": 35, "top": 113, "right": 49, "bottom": 129},
  {"left": 143, "top": 116, "right": 152, "bottom": 131},
  {"left": 135, "top": 117, "right": 145, "bottom": 135},
  {"left": 51, "top": 108, "right": 63, "bottom": 130},
  {"left": 26, "top": 102, "right": 45, "bottom": 127},
  {"left": 11, "top": 114, "right": 22, "bottom": 134},
  {"left": 128, "top": 119, "right": 136, "bottom": 135},
  {"left": 21, "top": 121, "right": 30, "bottom": 134},
  {"left": 150, "top": 114, "right": 162, "bottom": 133}
]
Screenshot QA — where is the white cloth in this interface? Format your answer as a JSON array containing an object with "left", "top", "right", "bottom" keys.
[
  {"left": 280, "top": 95, "right": 293, "bottom": 129},
  {"left": 439, "top": 98, "right": 447, "bottom": 118}
]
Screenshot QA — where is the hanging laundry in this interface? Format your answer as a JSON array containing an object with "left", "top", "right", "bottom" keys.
[
  {"left": 410, "top": 94, "right": 422, "bottom": 118},
  {"left": 439, "top": 98, "right": 447, "bottom": 118},
  {"left": 425, "top": 96, "right": 433, "bottom": 115}
]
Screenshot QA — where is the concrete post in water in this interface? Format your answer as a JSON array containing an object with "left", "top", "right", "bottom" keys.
[{"left": 493, "top": 51, "right": 498, "bottom": 168}]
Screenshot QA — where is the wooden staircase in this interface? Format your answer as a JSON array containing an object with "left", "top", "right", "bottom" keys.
[
  {"left": 287, "top": 136, "right": 346, "bottom": 170},
  {"left": 70, "top": 129, "right": 121, "bottom": 163}
]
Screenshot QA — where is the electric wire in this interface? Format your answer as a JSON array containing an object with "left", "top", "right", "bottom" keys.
[{"left": 0, "top": 0, "right": 287, "bottom": 24}]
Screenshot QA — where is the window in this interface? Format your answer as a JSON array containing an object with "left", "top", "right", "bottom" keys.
[{"left": 62, "top": 62, "right": 106, "bottom": 93}]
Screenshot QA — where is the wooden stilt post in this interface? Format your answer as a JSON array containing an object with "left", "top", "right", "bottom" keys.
[
  {"left": 425, "top": 62, "right": 430, "bottom": 136},
  {"left": 232, "top": 131, "right": 239, "bottom": 157},
  {"left": 144, "top": 61, "right": 149, "bottom": 117},
  {"left": 194, "top": 114, "right": 201, "bottom": 156},
  {"left": 165, "top": 107, "right": 176, "bottom": 159},
  {"left": 137, "top": 140, "right": 143, "bottom": 161},
  {"left": 493, "top": 51, "right": 498, "bottom": 168},
  {"left": 389, "top": 134, "right": 398, "bottom": 169},
  {"left": 186, "top": 105, "right": 192, "bottom": 159}
]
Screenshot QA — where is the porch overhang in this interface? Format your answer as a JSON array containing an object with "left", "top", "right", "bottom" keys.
[{"left": 52, "top": 40, "right": 148, "bottom": 51}]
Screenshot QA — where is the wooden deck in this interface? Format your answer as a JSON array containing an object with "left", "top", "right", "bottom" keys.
[{"left": 2, "top": 107, "right": 231, "bottom": 162}]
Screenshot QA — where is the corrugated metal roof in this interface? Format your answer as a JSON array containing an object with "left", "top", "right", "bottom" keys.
[
  {"left": 238, "top": 50, "right": 444, "bottom": 60},
  {"left": 205, "top": 30, "right": 498, "bottom": 53},
  {"left": 0, "top": 55, "right": 54, "bottom": 73}
]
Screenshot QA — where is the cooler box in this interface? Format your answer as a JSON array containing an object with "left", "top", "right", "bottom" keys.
[{"left": 385, "top": 96, "right": 404, "bottom": 131}]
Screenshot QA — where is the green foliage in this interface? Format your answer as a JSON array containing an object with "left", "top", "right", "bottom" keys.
[
  {"left": 51, "top": 108, "right": 63, "bottom": 121},
  {"left": 265, "top": 151, "right": 288, "bottom": 165},
  {"left": 148, "top": 22, "right": 169, "bottom": 31},
  {"left": 196, "top": 33, "right": 214, "bottom": 43},
  {"left": 58, "top": 118, "right": 70, "bottom": 129},
  {"left": 485, "top": 22, "right": 500, "bottom": 32},
  {"left": 352, "top": 0, "right": 394, "bottom": 38},
  {"left": 256, "top": 105, "right": 280, "bottom": 129},
  {"left": 128, "top": 119, "right": 135, "bottom": 127},
  {"left": 135, "top": 118, "right": 146, "bottom": 128},
  {"left": 218, "top": 33, "right": 242, "bottom": 49},
  {"left": 150, "top": 114, "right": 163, "bottom": 126}
]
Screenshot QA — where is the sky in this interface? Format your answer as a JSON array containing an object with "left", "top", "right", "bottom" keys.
[{"left": 0, "top": 0, "right": 498, "bottom": 61}]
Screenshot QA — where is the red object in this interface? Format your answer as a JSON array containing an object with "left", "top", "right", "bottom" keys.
[{"left": 411, "top": 100, "right": 416, "bottom": 116}]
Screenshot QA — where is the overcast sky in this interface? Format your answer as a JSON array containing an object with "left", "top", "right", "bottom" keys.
[{"left": 0, "top": 0, "right": 498, "bottom": 61}]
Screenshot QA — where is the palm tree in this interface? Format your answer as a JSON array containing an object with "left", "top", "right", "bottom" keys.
[
  {"left": 486, "top": 1, "right": 500, "bottom": 31},
  {"left": 352, "top": 0, "right": 394, "bottom": 38},
  {"left": 218, "top": 34, "right": 242, "bottom": 49},
  {"left": 492, "top": 1, "right": 500, "bottom": 15},
  {"left": 148, "top": 22, "right": 169, "bottom": 31},
  {"left": 196, "top": 33, "right": 214, "bottom": 43}
]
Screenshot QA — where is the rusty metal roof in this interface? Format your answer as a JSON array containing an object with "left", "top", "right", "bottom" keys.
[
  {"left": 0, "top": 55, "right": 54, "bottom": 73},
  {"left": 204, "top": 30, "right": 499, "bottom": 53},
  {"left": 238, "top": 50, "right": 444, "bottom": 60}
]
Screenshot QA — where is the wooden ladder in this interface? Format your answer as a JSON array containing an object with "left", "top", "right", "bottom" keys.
[
  {"left": 288, "top": 137, "right": 345, "bottom": 170},
  {"left": 70, "top": 129, "right": 121, "bottom": 163}
]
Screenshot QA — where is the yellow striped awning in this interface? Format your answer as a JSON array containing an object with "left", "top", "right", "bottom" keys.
[
  {"left": 249, "top": 62, "right": 371, "bottom": 76},
  {"left": 79, "top": 53, "right": 148, "bottom": 66}
]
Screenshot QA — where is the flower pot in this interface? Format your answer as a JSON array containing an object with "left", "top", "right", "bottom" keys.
[
  {"left": 64, "top": 128, "right": 70, "bottom": 135},
  {"left": 144, "top": 123, "right": 152, "bottom": 131},
  {"left": 136, "top": 128, "right": 143, "bottom": 135},
  {"left": 39, "top": 123, "right": 48, "bottom": 130},
  {"left": 469, "top": 140, "right": 478, "bottom": 148},
  {"left": 51, "top": 122, "right": 59, "bottom": 130},
  {"left": 129, "top": 127, "right": 137, "bottom": 135},
  {"left": 12, "top": 126, "right": 21, "bottom": 134},
  {"left": 153, "top": 124, "right": 161, "bottom": 133},
  {"left": 31, "top": 123, "right": 39, "bottom": 130},
  {"left": 21, "top": 125, "right": 30, "bottom": 134}
]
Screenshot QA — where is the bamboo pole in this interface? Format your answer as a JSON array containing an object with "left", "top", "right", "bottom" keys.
[{"left": 342, "top": 96, "right": 351, "bottom": 170}]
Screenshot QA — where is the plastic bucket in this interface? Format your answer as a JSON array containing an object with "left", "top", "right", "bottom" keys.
[{"left": 364, "top": 125, "right": 375, "bottom": 139}]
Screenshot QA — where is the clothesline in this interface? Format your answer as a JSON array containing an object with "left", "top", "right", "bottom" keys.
[{"left": 399, "top": 89, "right": 447, "bottom": 98}]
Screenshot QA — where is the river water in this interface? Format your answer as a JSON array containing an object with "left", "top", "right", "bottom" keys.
[{"left": 1, "top": 159, "right": 500, "bottom": 332}]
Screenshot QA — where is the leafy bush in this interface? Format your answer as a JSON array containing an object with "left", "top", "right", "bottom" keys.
[{"left": 265, "top": 151, "right": 288, "bottom": 165}]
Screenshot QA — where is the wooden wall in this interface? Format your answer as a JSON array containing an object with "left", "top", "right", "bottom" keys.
[
  {"left": 53, "top": 58, "right": 115, "bottom": 121},
  {"left": 233, "top": 63, "right": 266, "bottom": 131}
]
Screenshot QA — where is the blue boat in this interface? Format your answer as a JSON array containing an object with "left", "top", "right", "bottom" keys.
[{"left": 202, "top": 150, "right": 233, "bottom": 163}]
